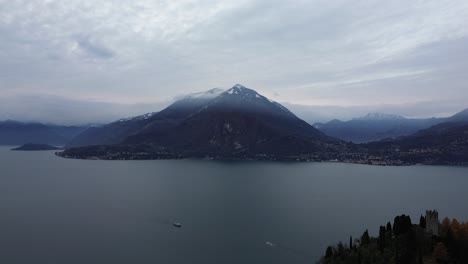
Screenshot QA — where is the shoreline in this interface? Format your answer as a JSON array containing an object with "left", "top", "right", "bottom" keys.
[{"left": 54, "top": 151, "right": 468, "bottom": 167}]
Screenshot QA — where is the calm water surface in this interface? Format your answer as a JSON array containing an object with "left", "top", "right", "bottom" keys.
[{"left": 0, "top": 146, "right": 467, "bottom": 263}]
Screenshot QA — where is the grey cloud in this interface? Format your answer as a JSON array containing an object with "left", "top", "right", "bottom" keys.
[
  {"left": 0, "top": 94, "right": 169, "bottom": 125},
  {"left": 76, "top": 36, "right": 115, "bottom": 59},
  {"left": 0, "top": 0, "right": 468, "bottom": 123}
]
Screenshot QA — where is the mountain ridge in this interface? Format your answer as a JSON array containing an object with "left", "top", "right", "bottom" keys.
[
  {"left": 0, "top": 120, "right": 87, "bottom": 146},
  {"left": 66, "top": 88, "right": 225, "bottom": 147},
  {"left": 313, "top": 109, "right": 468, "bottom": 143}
]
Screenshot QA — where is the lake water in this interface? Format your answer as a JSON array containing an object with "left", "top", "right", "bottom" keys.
[{"left": 1, "top": 146, "right": 467, "bottom": 264}]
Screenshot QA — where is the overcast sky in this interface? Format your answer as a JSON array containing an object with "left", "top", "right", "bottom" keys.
[{"left": 1, "top": 0, "right": 468, "bottom": 124}]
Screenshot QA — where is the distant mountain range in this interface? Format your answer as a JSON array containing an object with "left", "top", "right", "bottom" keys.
[
  {"left": 363, "top": 121, "right": 468, "bottom": 165},
  {"left": 0, "top": 120, "right": 87, "bottom": 146},
  {"left": 60, "top": 84, "right": 347, "bottom": 160},
  {"left": 313, "top": 109, "right": 468, "bottom": 143}
]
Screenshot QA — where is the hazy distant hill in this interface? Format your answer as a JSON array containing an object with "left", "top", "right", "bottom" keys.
[
  {"left": 313, "top": 110, "right": 468, "bottom": 143},
  {"left": 365, "top": 121, "right": 468, "bottom": 165},
  {"left": 447, "top": 108, "right": 468, "bottom": 122},
  {"left": 61, "top": 84, "right": 345, "bottom": 160},
  {"left": 0, "top": 120, "right": 87, "bottom": 146}
]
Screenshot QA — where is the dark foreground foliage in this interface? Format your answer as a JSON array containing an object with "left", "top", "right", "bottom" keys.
[{"left": 319, "top": 215, "right": 468, "bottom": 264}]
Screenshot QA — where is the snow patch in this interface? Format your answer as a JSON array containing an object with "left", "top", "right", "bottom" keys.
[
  {"left": 142, "top": 112, "right": 154, "bottom": 120},
  {"left": 227, "top": 88, "right": 240, "bottom": 95},
  {"left": 265, "top": 242, "right": 276, "bottom": 248},
  {"left": 117, "top": 112, "right": 156, "bottom": 122}
]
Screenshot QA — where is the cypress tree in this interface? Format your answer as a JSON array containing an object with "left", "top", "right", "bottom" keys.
[
  {"left": 325, "top": 246, "right": 333, "bottom": 259},
  {"left": 419, "top": 215, "right": 426, "bottom": 228},
  {"left": 394, "top": 216, "right": 401, "bottom": 236},
  {"left": 361, "top": 229, "right": 370, "bottom": 245},
  {"left": 379, "top": 225, "right": 386, "bottom": 251}
]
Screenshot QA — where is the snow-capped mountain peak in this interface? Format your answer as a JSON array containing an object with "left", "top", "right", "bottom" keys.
[
  {"left": 224, "top": 84, "right": 262, "bottom": 98},
  {"left": 203, "top": 84, "right": 293, "bottom": 117}
]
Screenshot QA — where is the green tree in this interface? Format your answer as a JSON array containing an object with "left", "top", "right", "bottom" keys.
[
  {"left": 386, "top": 222, "right": 392, "bottom": 235},
  {"left": 337, "top": 242, "right": 345, "bottom": 258},
  {"left": 361, "top": 229, "right": 370, "bottom": 245},
  {"left": 325, "top": 246, "right": 333, "bottom": 259},
  {"left": 378, "top": 225, "right": 386, "bottom": 251},
  {"left": 393, "top": 216, "right": 401, "bottom": 236},
  {"left": 394, "top": 215, "right": 412, "bottom": 236},
  {"left": 419, "top": 215, "right": 426, "bottom": 228}
]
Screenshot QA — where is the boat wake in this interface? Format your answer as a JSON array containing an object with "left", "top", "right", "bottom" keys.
[{"left": 265, "top": 241, "right": 312, "bottom": 259}]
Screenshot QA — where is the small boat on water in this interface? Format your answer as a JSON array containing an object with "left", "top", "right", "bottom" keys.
[
  {"left": 173, "top": 222, "right": 182, "bottom": 228},
  {"left": 265, "top": 242, "right": 276, "bottom": 247}
]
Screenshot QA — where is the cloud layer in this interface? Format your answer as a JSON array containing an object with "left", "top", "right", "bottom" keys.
[{"left": 1, "top": 0, "right": 468, "bottom": 123}]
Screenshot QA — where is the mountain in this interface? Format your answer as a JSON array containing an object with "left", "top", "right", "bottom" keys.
[
  {"left": 61, "top": 84, "right": 345, "bottom": 160},
  {"left": 314, "top": 113, "right": 445, "bottom": 143},
  {"left": 67, "top": 88, "right": 226, "bottom": 147},
  {"left": 124, "top": 84, "right": 335, "bottom": 156},
  {"left": 446, "top": 108, "right": 468, "bottom": 122},
  {"left": 0, "top": 120, "right": 87, "bottom": 146},
  {"left": 365, "top": 121, "right": 468, "bottom": 165}
]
